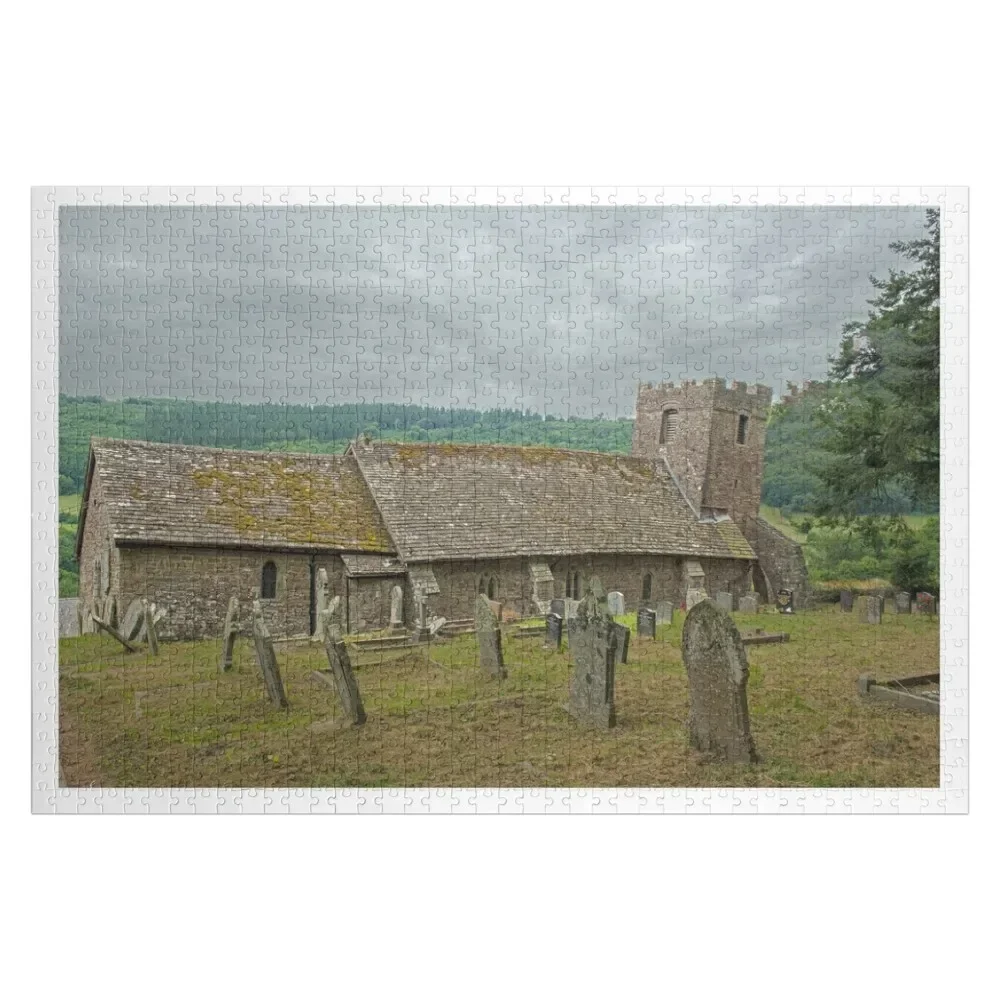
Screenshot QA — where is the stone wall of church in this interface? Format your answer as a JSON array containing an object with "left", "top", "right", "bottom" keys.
[
  {"left": 420, "top": 553, "right": 753, "bottom": 622},
  {"left": 115, "top": 546, "right": 347, "bottom": 641}
]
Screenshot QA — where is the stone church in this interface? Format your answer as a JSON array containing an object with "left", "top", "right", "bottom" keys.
[{"left": 75, "top": 378, "right": 808, "bottom": 640}]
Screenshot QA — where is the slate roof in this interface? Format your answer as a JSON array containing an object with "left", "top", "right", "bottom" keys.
[
  {"left": 81, "top": 439, "right": 395, "bottom": 553},
  {"left": 350, "top": 441, "right": 755, "bottom": 563}
]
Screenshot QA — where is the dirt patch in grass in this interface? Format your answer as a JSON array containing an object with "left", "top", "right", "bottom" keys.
[{"left": 58, "top": 607, "right": 940, "bottom": 788}]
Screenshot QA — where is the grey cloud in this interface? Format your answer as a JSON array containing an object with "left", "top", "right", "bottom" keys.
[{"left": 59, "top": 204, "right": 928, "bottom": 417}]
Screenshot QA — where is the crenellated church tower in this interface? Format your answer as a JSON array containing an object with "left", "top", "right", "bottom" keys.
[{"left": 631, "top": 378, "right": 772, "bottom": 533}]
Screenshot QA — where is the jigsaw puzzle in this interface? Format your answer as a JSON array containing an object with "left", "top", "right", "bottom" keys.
[{"left": 32, "top": 187, "right": 968, "bottom": 813}]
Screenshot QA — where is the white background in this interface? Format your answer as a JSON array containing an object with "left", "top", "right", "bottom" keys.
[{"left": 3, "top": 1, "right": 994, "bottom": 997}]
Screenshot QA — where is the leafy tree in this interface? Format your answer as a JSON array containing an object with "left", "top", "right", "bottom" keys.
[{"left": 813, "top": 209, "right": 940, "bottom": 516}]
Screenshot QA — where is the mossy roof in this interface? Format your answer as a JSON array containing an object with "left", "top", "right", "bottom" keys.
[
  {"left": 351, "top": 440, "right": 756, "bottom": 562},
  {"left": 87, "top": 438, "right": 395, "bottom": 552}
]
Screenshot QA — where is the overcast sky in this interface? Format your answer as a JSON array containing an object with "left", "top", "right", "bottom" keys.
[{"left": 59, "top": 204, "right": 928, "bottom": 419}]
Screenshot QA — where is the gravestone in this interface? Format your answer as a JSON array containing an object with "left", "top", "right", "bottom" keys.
[
  {"left": 840, "top": 590, "right": 854, "bottom": 612},
  {"left": 550, "top": 598, "right": 565, "bottom": 619},
  {"left": 142, "top": 599, "right": 159, "bottom": 656},
  {"left": 637, "top": 607, "right": 657, "bottom": 638},
  {"left": 91, "top": 614, "right": 139, "bottom": 653},
  {"left": 413, "top": 595, "right": 432, "bottom": 641},
  {"left": 611, "top": 621, "right": 630, "bottom": 664},
  {"left": 738, "top": 594, "right": 759, "bottom": 614},
  {"left": 776, "top": 589, "right": 794, "bottom": 614},
  {"left": 681, "top": 600, "right": 758, "bottom": 763},
  {"left": 316, "top": 614, "right": 366, "bottom": 725},
  {"left": 895, "top": 592, "right": 912, "bottom": 614},
  {"left": 606, "top": 591, "right": 625, "bottom": 616},
  {"left": 862, "top": 595, "right": 882, "bottom": 625},
  {"left": 250, "top": 601, "right": 289, "bottom": 708},
  {"left": 389, "top": 585, "right": 404, "bottom": 627},
  {"left": 545, "top": 612, "right": 563, "bottom": 650},
  {"left": 656, "top": 601, "right": 674, "bottom": 626},
  {"left": 562, "top": 598, "right": 580, "bottom": 621},
  {"left": 220, "top": 596, "right": 239, "bottom": 672},
  {"left": 311, "top": 568, "right": 329, "bottom": 640},
  {"left": 474, "top": 594, "right": 506, "bottom": 679},
  {"left": 566, "top": 589, "right": 617, "bottom": 728},
  {"left": 121, "top": 599, "right": 145, "bottom": 641},
  {"left": 686, "top": 589, "right": 708, "bottom": 610},
  {"left": 915, "top": 592, "right": 936, "bottom": 615},
  {"left": 714, "top": 592, "right": 733, "bottom": 612}
]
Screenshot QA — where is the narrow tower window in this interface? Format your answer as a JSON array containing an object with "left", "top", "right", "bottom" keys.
[
  {"left": 261, "top": 561, "right": 278, "bottom": 599},
  {"left": 737, "top": 414, "right": 749, "bottom": 445},
  {"left": 641, "top": 573, "right": 653, "bottom": 601},
  {"left": 659, "top": 409, "right": 678, "bottom": 445}
]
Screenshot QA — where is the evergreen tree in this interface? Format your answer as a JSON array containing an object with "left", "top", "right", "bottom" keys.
[{"left": 813, "top": 209, "right": 940, "bottom": 515}]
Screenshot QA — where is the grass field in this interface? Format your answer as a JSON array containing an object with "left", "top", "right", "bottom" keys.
[{"left": 59, "top": 607, "right": 940, "bottom": 788}]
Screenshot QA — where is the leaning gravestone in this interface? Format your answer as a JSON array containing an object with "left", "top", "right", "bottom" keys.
[
  {"left": 682, "top": 600, "right": 758, "bottom": 763},
  {"left": 220, "top": 596, "right": 239, "bottom": 672},
  {"left": 915, "top": 592, "right": 935, "bottom": 616},
  {"left": 566, "top": 588, "right": 618, "bottom": 728},
  {"left": 841, "top": 590, "right": 854, "bottom": 612},
  {"left": 862, "top": 595, "right": 882, "bottom": 625},
  {"left": 250, "top": 602, "right": 289, "bottom": 708},
  {"left": 895, "top": 592, "right": 912, "bottom": 614},
  {"left": 606, "top": 591, "right": 625, "bottom": 616},
  {"left": 656, "top": 601, "right": 674, "bottom": 626},
  {"left": 545, "top": 612, "right": 563, "bottom": 650},
  {"left": 738, "top": 594, "right": 759, "bottom": 614},
  {"left": 121, "top": 599, "right": 145, "bottom": 642},
  {"left": 714, "top": 592, "right": 733, "bottom": 612},
  {"left": 315, "top": 613, "right": 366, "bottom": 725},
  {"left": 475, "top": 594, "right": 506, "bottom": 679},
  {"left": 637, "top": 607, "right": 657, "bottom": 638}
]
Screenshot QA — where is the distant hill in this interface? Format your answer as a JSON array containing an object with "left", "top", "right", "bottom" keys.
[
  {"left": 57, "top": 395, "right": 634, "bottom": 495},
  {"left": 58, "top": 390, "right": 934, "bottom": 514}
]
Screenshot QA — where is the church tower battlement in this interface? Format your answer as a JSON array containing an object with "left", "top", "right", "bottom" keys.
[{"left": 631, "top": 378, "right": 772, "bottom": 530}]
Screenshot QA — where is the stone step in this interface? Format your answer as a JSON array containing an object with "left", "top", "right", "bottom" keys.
[{"left": 348, "top": 635, "right": 412, "bottom": 651}]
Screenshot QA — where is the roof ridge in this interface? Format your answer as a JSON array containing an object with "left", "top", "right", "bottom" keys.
[{"left": 90, "top": 437, "right": 352, "bottom": 462}]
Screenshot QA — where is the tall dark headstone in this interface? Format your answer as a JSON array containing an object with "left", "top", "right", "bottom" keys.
[
  {"left": 545, "top": 612, "right": 563, "bottom": 650},
  {"left": 566, "top": 587, "right": 617, "bottom": 728},
  {"left": 681, "top": 600, "right": 758, "bottom": 763},
  {"left": 840, "top": 590, "right": 854, "bottom": 612},
  {"left": 637, "top": 607, "right": 657, "bottom": 638},
  {"left": 475, "top": 594, "right": 506, "bottom": 679},
  {"left": 550, "top": 598, "right": 566, "bottom": 619},
  {"left": 611, "top": 621, "right": 630, "bottom": 664}
]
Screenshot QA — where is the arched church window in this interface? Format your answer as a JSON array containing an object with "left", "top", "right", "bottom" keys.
[{"left": 261, "top": 561, "right": 278, "bottom": 600}]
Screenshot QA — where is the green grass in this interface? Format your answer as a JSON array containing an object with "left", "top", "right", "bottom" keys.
[
  {"left": 59, "top": 493, "right": 82, "bottom": 517},
  {"left": 59, "top": 607, "right": 940, "bottom": 788}
]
